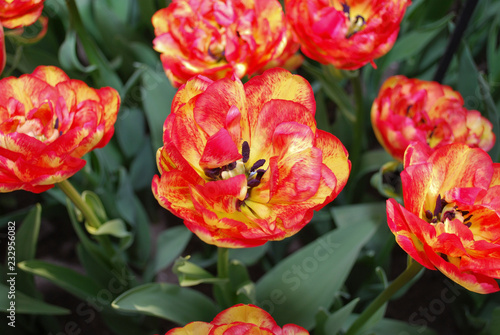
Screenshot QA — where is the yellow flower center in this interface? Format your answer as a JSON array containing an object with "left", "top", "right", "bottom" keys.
[
  {"left": 424, "top": 195, "right": 472, "bottom": 227},
  {"left": 1, "top": 103, "right": 61, "bottom": 143}
]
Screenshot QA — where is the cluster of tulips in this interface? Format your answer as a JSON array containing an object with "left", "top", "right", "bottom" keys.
[{"left": 1, "top": 0, "right": 499, "bottom": 334}]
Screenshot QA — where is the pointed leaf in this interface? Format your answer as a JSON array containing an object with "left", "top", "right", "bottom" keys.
[
  {"left": 255, "top": 203, "right": 384, "bottom": 329},
  {"left": 112, "top": 283, "right": 218, "bottom": 325},
  {"left": 0, "top": 284, "right": 70, "bottom": 315}
]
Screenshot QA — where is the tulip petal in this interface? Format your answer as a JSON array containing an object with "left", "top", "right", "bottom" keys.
[
  {"left": 166, "top": 321, "right": 213, "bottom": 335},
  {"left": 212, "top": 304, "right": 278, "bottom": 329},
  {"left": 424, "top": 244, "right": 500, "bottom": 294},
  {"left": 199, "top": 128, "right": 242, "bottom": 169}
]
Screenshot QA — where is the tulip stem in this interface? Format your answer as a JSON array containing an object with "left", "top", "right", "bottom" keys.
[
  {"left": 216, "top": 247, "right": 233, "bottom": 309},
  {"left": 57, "top": 179, "right": 115, "bottom": 256},
  {"left": 345, "top": 260, "right": 424, "bottom": 335}
]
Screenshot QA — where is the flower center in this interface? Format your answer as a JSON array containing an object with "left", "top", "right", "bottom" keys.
[
  {"left": 203, "top": 141, "right": 267, "bottom": 210},
  {"left": 341, "top": 3, "right": 367, "bottom": 38},
  {"left": 1, "top": 103, "right": 61, "bottom": 143},
  {"left": 424, "top": 195, "right": 472, "bottom": 227}
]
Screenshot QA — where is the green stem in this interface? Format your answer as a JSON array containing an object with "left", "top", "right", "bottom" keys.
[
  {"left": 345, "top": 260, "right": 424, "bottom": 335},
  {"left": 57, "top": 180, "right": 114, "bottom": 255},
  {"left": 216, "top": 247, "right": 233, "bottom": 309}
]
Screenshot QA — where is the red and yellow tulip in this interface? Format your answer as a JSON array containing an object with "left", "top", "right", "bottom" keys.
[
  {"left": 0, "top": 66, "right": 120, "bottom": 193},
  {"left": 0, "top": 0, "right": 45, "bottom": 29},
  {"left": 164, "top": 304, "right": 309, "bottom": 335},
  {"left": 152, "top": 0, "right": 297, "bottom": 87},
  {"left": 371, "top": 75, "right": 495, "bottom": 162},
  {"left": 387, "top": 142, "right": 500, "bottom": 294},
  {"left": 285, "top": 0, "right": 411, "bottom": 70},
  {"left": 152, "top": 68, "right": 350, "bottom": 248}
]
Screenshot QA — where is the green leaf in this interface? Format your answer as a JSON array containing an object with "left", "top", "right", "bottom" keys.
[
  {"left": 355, "top": 317, "right": 438, "bottom": 335},
  {"left": 82, "top": 191, "right": 108, "bottom": 223},
  {"left": 141, "top": 64, "right": 177, "bottom": 152},
  {"left": 129, "top": 137, "right": 156, "bottom": 191},
  {"left": 478, "top": 74, "right": 500, "bottom": 162},
  {"left": 458, "top": 44, "right": 478, "bottom": 102},
  {"left": 128, "top": 196, "right": 152, "bottom": 267},
  {"left": 0, "top": 283, "right": 70, "bottom": 315},
  {"left": 255, "top": 203, "right": 383, "bottom": 330},
  {"left": 85, "top": 219, "right": 133, "bottom": 251},
  {"left": 382, "top": 13, "right": 452, "bottom": 67},
  {"left": 58, "top": 30, "right": 97, "bottom": 73},
  {"left": 487, "top": 15, "right": 500, "bottom": 90},
  {"left": 145, "top": 226, "right": 192, "bottom": 281},
  {"left": 115, "top": 108, "right": 146, "bottom": 159},
  {"left": 12, "top": 204, "right": 42, "bottom": 297},
  {"left": 173, "top": 257, "right": 223, "bottom": 287},
  {"left": 18, "top": 260, "right": 101, "bottom": 303},
  {"left": 15, "top": 204, "right": 41, "bottom": 264},
  {"left": 116, "top": 168, "right": 137, "bottom": 224},
  {"left": 323, "top": 298, "right": 360, "bottom": 335},
  {"left": 112, "top": 283, "right": 218, "bottom": 325},
  {"left": 229, "top": 244, "right": 268, "bottom": 266}
]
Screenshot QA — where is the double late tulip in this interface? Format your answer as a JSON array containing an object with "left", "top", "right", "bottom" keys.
[
  {"left": 285, "top": 0, "right": 411, "bottom": 70},
  {"left": 152, "top": 68, "right": 350, "bottom": 248},
  {"left": 371, "top": 75, "right": 495, "bottom": 162},
  {"left": 387, "top": 142, "right": 500, "bottom": 294},
  {"left": 0, "top": 66, "right": 120, "bottom": 193},
  {"left": 152, "top": 0, "right": 300, "bottom": 87},
  {"left": 164, "top": 304, "right": 309, "bottom": 335}
]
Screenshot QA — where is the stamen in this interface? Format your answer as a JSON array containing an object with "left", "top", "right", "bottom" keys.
[
  {"left": 54, "top": 118, "right": 59, "bottom": 129},
  {"left": 255, "top": 169, "right": 266, "bottom": 181},
  {"left": 247, "top": 178, "right": 260, "bottom": 188},
  {"left": 227, "top": 162, "right": 237, "bottom": 170},
  {"left": 406, "top": 105, "right": 413, "bottom": 115},
  {"left": 250, "top": 159, "right": 266, "bottom": 172},
  {"left": 342, "top": 2, "right": 350, "bottom": 17},
  {"left": 442, "top": 211, "right": 455, "bottom": 221},
  {"left": 205, "top": 167, "right": 221, "bottom": 179},
  {"left": 433, "top": 195, "right": 444, "bottom": 218},
  {"left": 425, "top": 210, "right": 433, "bottom": 221},
  {"left": 242, "top": 141, "right": 250, "bottom": 163}
]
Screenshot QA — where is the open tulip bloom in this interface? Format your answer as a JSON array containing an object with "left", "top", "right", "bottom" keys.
[
  {"left": 152, "top": 0, "right": 300, "bottom": 87},
  {"left": 0, "top": 66, "right": 120, "bottom": 193},
  {"left": 285, "top": 0, "right": 411, "bottom": 70},
  {"left": 371, "top": 75, "right": 495, "bottom": 162},
  {"left": 387, "top": 142, "right": 500, "bottom": 294},
  {"left": 152, "top": 68, "right": 350, "bottom": 248}
]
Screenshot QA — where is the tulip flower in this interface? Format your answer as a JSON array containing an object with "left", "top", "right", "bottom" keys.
[
  {"left": 164, "top": 304, "right": 309, "bottom": 335},
  {"left": 152, "top": 68, "right": 350, "bottom": 248},
  {"left": 0, "top": 66, "right": 120, "bottom": 193},
  {"left": 371, "top": 75, "right": 495, "bottom": 162},
  {"left": 152, "top": 0, "right": 295, "bottom": 87},
  {"left": 0, "top": 0, "right": 45, "bottom": 29},
  {"left": 387, "top": 142, "right": 500, "bottom": 294},
  {"left": 285, "top": 0, "right": 411, "bottom": 70},
  {"left": 259, "top": 20, "right": 303, "bottom": 73}
]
